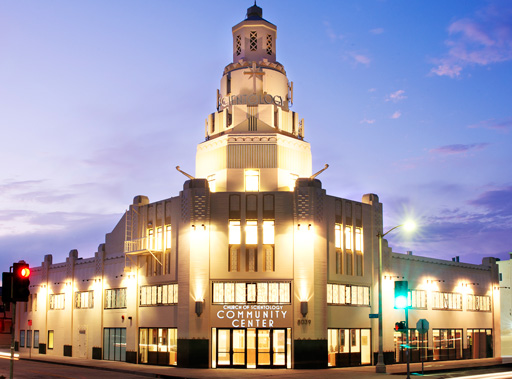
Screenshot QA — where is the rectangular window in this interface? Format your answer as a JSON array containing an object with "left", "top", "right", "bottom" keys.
[
  {"left": 246, "top": 220, "right": 258, "bottom": 244},
  {"left": 263, "top": 220, "right": 274, "bottom": 244},
  {"left": 140, "top": 284, "right": 178, "bottom": 306},
  {"left": 75, "top": 291, "right": 94, "bottom": 309},
  {"left": 433, "top": 329, "right": 463, "bottom": 360},
  {"left": 103, "top": 328, "right": 126, "bottom": 362},
  {"left": 467, "top": 294, "right": 491, "bottom": 311},
  {"left": 33, "top": 330, "right": 39, "bottom": 349},
  {"left": 148, "top": 228, "right": 154, "bottom": 250},
  {"left": 165, "top": 225, "right": 172, "bottom": 250},
  {"left": 20, "top": 330, "right": 25, "bottom": 348},
  {"left": 327, "top": 283, "right": 370, "bottom": 306},
  {"left": 355, "top": 228, "right": 362, "bottom": 251},
  {"left": 250, "top": 31, "right": 257, "bottom": 51},
  {"left": 289, "top": 173, "right": 298, "bottom": 191},
  {"left": 345, "top": 226, "right": 353, "bottom": 250},
  {"left": 266, "top": 34, "right": 273, "bottom": 55},
  {"left": 245, "top": 170, "right": 259, "bottom": 192},
  {"left": 335, "top": 224, "right": 342, "bottom": 249},
  {"left": 212, "top": 282, "right": 291, "bottom": 304},
  {"left": 156, "top": 227, "right": 163, "bottom": 251},
  {"left": 139, "top": 327, "right": 177, "bottom": 365},
  {"left": 27, "top": 330, "right": 32, "bottom": 348},
  {"left": 207, "top": 175, "right": 216, "bottom": 192},
  {"left": 33, "top": 293, "right": 37, "bottom": 312},
  {"left": 48, "top": 330, "right": 54, "bottom": 350},
  {"left": 432, "top": 292, "right": 462, "bottom": 310},
  {"left": 229, "top": 220, "right": 241, "bottom": 244},
  {"left": 409, "top": 290, "right": 427, "bottom": 309},
  {"left": 105, "top": 288, "right": 127, "bottom": 309},
  {"left": 236, "top": 35, "right": 241, "bottom": 56},
  {"left": 49, "top": 293, "right": 65, "bottom": 310}
]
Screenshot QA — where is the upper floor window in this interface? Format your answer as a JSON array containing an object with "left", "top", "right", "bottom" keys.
[
  {"left": 263, "top": 220, "right": 274, "bottom": 244},
  {"left": 245, "top": 170, "right": 259, "bottom": 191},
  {"left": 327, "top": 283, "right": 370, "bottom": 306},
  {"left": 246, "top": 221, "right": 258, "bottom": 244},
  {"left": 266, "top": 34, "right": 272, "bottom": 55},
  {"left": 467, "top": 294, "right": 491, "bottom": 311},
  {"left": 75, "top": 291, "right": 94, "bottom": 309},
  {"left": 250, "top": 31, "right": 257, "bottom": 51},
  {"left": 49, "top": 293, "right": 65, "bottom": 310},
  {"left": 148, "top": 228, "right": 154, "bottom": 250},
  {"left": 229, "top": 220, "right": 241, "bottom": 244},
  {"left": 289, "top": 173, "right": 298, "bottom": 191},
  {"left": 156, "top": 227, "right": 163, "bottom": 251},
  {"left": 335, "top": 224, "right": 342, "bottom": 249},
  {"left": 207, "top": 174, "right": 216, "bottom": 192},
  {"left": 165, "top": 225, "right": 172, "bottom": 250},
  {"left": 409, "top": 289, "right": 427, "bottom": 309},
  {"left": 140, "top": 284, "right": 178, "bottom": 306},
  {"left": 213, "top": 281, "right": 291, "bottom": 304},
  {"left": 432, "top": 291, "right": 462, "bottom": 310},
  {"left": 355, "top": 228, "right": 362, "bottom": 251},
  {"left": 345, "top": 226, "right": 353, "bottom": 250},
  {"left": 105, "top": 288, "right": 127, "bottom": 309},
  {"left": 236, "top": 35, "right": 241, "bottom": 56}
]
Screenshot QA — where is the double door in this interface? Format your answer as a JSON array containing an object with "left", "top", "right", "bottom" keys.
[{"left": 215, "top": 328, "right": 287, "bottom": 368}]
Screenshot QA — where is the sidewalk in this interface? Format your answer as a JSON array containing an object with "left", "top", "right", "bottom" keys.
[{"left": 6, "top": 349, "right": 508, "bottom": 379}]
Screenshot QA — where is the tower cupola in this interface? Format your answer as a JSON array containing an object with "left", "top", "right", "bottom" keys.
[{"left": 232, "top": 3, "right": 277, "bottom": 64}]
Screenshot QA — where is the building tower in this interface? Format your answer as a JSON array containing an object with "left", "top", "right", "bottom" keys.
[{"left": 196, "top": 3, "right": 312, "bottom": 192}]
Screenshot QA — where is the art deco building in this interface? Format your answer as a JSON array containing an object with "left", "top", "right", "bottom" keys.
[{"left": 13, "top": 4, "right": 500, "bottom": 369}]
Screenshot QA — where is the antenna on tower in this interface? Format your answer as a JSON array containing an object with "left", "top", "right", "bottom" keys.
[
  {"left": 176, "top": 166, "right": 195, "bottom": 180},
  {"left": 310, "top": 164, "right": 329, "bottom": 180}
]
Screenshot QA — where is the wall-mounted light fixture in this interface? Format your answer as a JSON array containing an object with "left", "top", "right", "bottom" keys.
[
  {"left": 195, "top": 301, "right": 204, "bottom": 317},
  {"left": 297, "top": 224, "right": 312, "bottom": 231},
  {"left": 426, "top": 279, "right": 445, "bottom": 284},
  {"left": 300, "top": 301, "right": 308, "bottom": 317}
]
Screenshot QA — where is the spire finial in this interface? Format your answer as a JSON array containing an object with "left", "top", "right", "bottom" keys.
[{"left": 247, "top": 2, "right": 262, "bottom": 19}]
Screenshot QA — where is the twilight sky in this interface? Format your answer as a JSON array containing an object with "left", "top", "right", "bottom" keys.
[{"left": 1, "top": 0, "right": 511, "bottom": 276}]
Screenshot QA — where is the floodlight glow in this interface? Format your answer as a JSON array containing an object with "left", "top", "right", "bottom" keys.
[{"left": 403, "top": 220, "right": 416, "bottom": 232}]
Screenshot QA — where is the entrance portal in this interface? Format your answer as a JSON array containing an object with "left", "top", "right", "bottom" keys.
[{"left": 213, "top": 328, "right": 289, "bottom": 368}]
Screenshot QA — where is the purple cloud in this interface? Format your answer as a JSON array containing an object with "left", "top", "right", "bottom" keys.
[
  {"left": 469, "top": 186, "right": 512, "bottom": 216},
  {"left": 469, "top": 117, "right": 512, "bottom": 132},
  {"left": 386, "top": 90, "right": 406, "bottom": 102},
  {"left": 429, "top": 143, "right": 489, "bottom": 154},
  {"left": 369, "top": 28, "right": 384, "bottom": 35},
  {"left": 431, "top": 3, "right": 512, "bottom": 77}
]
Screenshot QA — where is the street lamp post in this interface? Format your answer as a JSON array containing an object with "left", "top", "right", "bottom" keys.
[{"left": 375, "top": 222, "right": 415, "bottom": 373}]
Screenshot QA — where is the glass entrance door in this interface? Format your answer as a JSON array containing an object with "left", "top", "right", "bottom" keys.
[
  {"left": 216, "top": 329, "right": 246, "bottom": 367},
  {"left": 214, "top": 328, "right": 288, "bottom": 368},
  {"left": 257, "top": 329, "right": 286, "bottom": 368}
]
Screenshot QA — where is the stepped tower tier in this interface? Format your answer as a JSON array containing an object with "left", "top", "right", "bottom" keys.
[{"left": 196, "top": 4, "right": 312, "bottom": 192}]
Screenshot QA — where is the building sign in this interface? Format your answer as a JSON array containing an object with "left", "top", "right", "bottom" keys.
[
  {"left": 218, "top": 93, "right": 288, "bottom": 110},
  {"left": 213, "top": 304, "right": 291, "bottom": 328}
]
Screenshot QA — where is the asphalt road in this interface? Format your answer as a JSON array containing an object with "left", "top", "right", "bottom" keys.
[{"left": 0, "top": 358, "right": 152, "bottom": 379}]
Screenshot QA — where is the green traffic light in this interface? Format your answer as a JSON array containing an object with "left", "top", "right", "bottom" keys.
[{"left": 395, "top": 295, "right": 408, "bottom": 309}]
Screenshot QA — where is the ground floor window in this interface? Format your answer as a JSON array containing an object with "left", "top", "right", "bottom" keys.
[
  {"left": 394, "top": 329, "right": 427, "bottom": 363},
  {"left": 26, "top": 330, "right": 32, "bottom": 348},
  {"left": 433, "top": 328, "right": 463, "bottom": 360},
  {"left": 467, "top": 329, "right": 492, "bottom": 359},
  {"left": 212, "top": 328, "right": 291, "bottom": 368},
  {"left": 48, "top": 330, "right": 54, "bottom": 349},
  {"left": 103, "top": 328, "right": 126, "bottom": 362},
  {"left": 328, "top": 328, "right": 371, "bottom": 367},
  {"left": 34, "top": 330, "right": 39, "bottom": 349},
  {"left": 139, "top": 327, "right": 177, "bottom": 366},
  {"left": 20, "top": 330, "right": 25, "bottom": 348}
]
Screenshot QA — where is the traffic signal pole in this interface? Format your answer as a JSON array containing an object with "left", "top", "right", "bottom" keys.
[
  {"left": 405, "top": 306, "right": 410, "bottom": 379},
  {"left": 10, "top": 301, "right": 15, "bottom": 379}
]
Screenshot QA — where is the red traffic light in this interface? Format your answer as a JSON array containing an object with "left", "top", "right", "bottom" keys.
[{"left": 20, "top": 267, "right": 30, "bottom": 278}]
